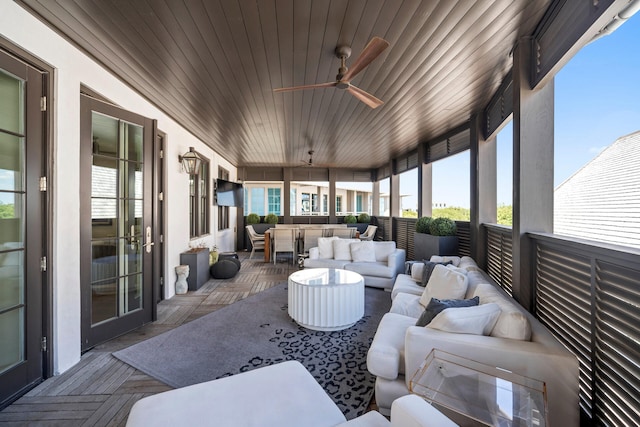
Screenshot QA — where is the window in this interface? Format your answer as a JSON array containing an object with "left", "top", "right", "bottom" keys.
[
  {"left": 336, "top": 196, "right": 342, "bottom": 213},
  {"left": 267, "top": 188, "right": 281, "bottom": 214},
  {"left": 290, "top": 188, "right": 296, "bottom": 215},
  {"left": 218, "top": 167, "right": 229, "bottom": 230},
  {"left": 356, "top": 194, "right": 363, "bottom": 212},
  {"left": 250, "top": 188, "right": 266, "bottom": 215},
  {"left": 323, "top": 194, "right": 328, "bottom": 214},
  {"left": 190, "top": 155, "right": 210, "bottom": 237}
]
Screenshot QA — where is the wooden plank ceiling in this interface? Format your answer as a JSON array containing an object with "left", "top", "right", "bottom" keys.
[{"left": 18, "top": 0, "right": 551, "bottom": 170}]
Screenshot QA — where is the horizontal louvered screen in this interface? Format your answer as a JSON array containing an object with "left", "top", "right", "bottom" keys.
[
  {"left": 484, "top": 74, "right": 513, "bottom": 138},
  {"left": 375, "top": 217, "right": 392, "bottom": 242},
  {"left": 376, "top": 165, "right": 391, "bottom": 181},
  {"left": 531, "top": 233, "right": 640, "bottom": 425},
  {"left": 426, "top": 127, "right": 471, "bottom": 163},
  {"left": 535, "top": 242, "right": 593, "bottom": 417},
  {"left": 484, "top": 224, "right": 513, "bottom": 296},
  {"left": 455, "top": 221, "right": 471, "bottom": 257},
  {"left": 393, "top": 218, "right": 416, "bottom": 261},
  {"left": 395, "top": 150, "right": 419, "bottom": 174},
  {"left": 593, "top": 260, "right": 640, "bottom": 426}
]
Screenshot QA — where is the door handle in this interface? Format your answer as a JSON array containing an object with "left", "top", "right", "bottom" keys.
[{"left": 144, "top": 226, "right": 154, "bottom": 253}]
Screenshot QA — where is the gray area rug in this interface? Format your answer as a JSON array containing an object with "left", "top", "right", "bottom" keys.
[{"left": 114, "top": 282, "right": 391, "bottom": 419}]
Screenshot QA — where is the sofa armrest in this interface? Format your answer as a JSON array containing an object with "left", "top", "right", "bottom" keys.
[
  {"left": 386, "top": 249, "right": 406, "bottom": 276},
  {"left": 403, "top": 326, "right": 579, "bottom": 426},
  {"left": 308, "top": 247, "right": 319, "bottom": 259},
  {"left": 391, "top": 395, "right": 457, "bottom": 427}
]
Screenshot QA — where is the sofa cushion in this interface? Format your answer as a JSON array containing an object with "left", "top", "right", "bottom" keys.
[
  {"left": 427, "top": 302, "right": 501, "bottom": 335},
  {"left": 350, "top": 241, "right": 377, "bottom": 262},
  {"left": 346, "top": 262, "right": 395, "bottom": 279},
  {"left": 411, "top": 263, "right": 424, "bottom": 282},
  {"left": 317, "top": 237, "right": 338, "bottom": 259},
  {"left": 389, "top": 293, "right": 425, "bottom": 318},
  {"left": 473, "top": 283, "right": 532, "bottom": 341},
  {"left": 367, "top": 313, "right": 417, "bottom": 379},
  {"left": 429, "top": 255, "right": 461, "bottom": 267},
  {"left": 419, "top": 265, "right": 469, "bottom": 307},
  {"left": 374, "top": 242, "right": 397, "bottom": 262},
  {"left": 458, "top": 256, "right": 479, "bottom": 271},
  {"left": 420, "top": 261, "right": 452, "bottom": 286},
  {"left": 333, "top": 238, "right": 356, "bottom": 261},
  {"left": 391, "top": 274, "right": 425, "bottom": 300},
  {"left": 304, "top": 258, "right": 349, "bottom": 269},
  {"left": 415, "top": 296, "right": 480, "bottom": 327}
]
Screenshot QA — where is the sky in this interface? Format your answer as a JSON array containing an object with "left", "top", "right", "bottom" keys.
[{"left": 402, "top": 12, "right": 640, "bottom": 210}]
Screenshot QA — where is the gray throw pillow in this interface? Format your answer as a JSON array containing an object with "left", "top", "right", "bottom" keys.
[
  {"left": 415, "top": 296, "right": 480, "bottom": 327},
  {"left": 420, "top": 260, "right": 452, "bottom": 287}
]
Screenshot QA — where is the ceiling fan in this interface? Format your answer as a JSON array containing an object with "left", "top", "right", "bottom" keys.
[
  {"left": 274, "top": 37, "right": 390, "bottom": 109},
  {"left": 301, "top": 150, "right": 315, "bottom": 166}
]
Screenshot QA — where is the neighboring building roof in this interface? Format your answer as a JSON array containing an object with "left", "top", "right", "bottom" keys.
[{"left": 554, "top": 131, "right": 640, "bottom": 249}]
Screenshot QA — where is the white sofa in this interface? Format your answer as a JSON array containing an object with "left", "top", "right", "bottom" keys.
[
  {"left": 126, "top": 360, "right": 457, "bottom": 427},
  {"left": 367, "top": 256, "right": 580, "bottom": 426},
  {"left": 303, "top": 237, "right": 405, "bottom": 290}
]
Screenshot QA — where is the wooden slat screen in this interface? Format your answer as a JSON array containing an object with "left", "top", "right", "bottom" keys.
[
  {"left": 426, "top": 127, "right": 471, "bottom": 163},
  {"left": 374, "top": 216, "right": 392, "bottom": 242},
  {"left": 393, "top": 217, "right": 416, "bottom": 261},
  {"left": 531, "top": 233, "right": 640, "bottom": 425},
  {"left": 484, "top": 224, "right": 513, "bottom": 296},
  {"left": 455, "top": 221, "right": 471, "bottom": 257},
  {"left": 394, "top": 150, "right": 419, "bottom": 175},
  {"left": 484, "top": 73, "right": 513, "bottom": 138}
]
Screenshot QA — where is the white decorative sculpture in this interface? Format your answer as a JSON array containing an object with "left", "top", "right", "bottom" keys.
[{"left": 175, "top": 265, "right": 189, "bottom": 294}]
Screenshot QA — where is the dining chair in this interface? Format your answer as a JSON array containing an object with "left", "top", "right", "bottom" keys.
[
  {"left": 245, "top": 225, "right": 265, "bottom": 259},
  {"left": 272, "top": 228, "right": 297, "bottom": 264},
  {"left": 359, "top": 225, "right": 377, "bottom": 241},
  {"left": 331, "top": 228, "right": 355, "bottom": 238}
]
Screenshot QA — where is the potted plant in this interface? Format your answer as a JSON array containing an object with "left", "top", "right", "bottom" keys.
[
  {"left": 264, "top": 213, "right": 279, "bottom": 224},
  {"left": 344, "top": 214, "right": 357, "bottom": 224},
  {"left": 413, "top": 216, "right": 458, "bottom": 261},
  {"left": 357, "top": 213, "right": 370, "bottom": 223},
  {"left": 246, "top": 213, "right": 260, "bottom": 225}
]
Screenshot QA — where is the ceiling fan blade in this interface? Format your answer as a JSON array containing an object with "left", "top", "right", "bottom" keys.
[
  {"left": 273, "top": 81, "right": 337, "bottom": 93},
  {"left": 346, "top": 85, "right": 384, "bottom": 109},
  {"left": 341, "top": 37, "right": 389, "bottom": 83}
]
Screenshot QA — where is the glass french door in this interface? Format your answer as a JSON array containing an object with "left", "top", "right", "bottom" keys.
[
  {"left": 0, "top": 50, "right": 46, "bottom": 408},
  {"left": 80, "top": 95, "right": 155, "bottom": 350}
]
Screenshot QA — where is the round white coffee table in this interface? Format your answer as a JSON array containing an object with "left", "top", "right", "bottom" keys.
[{"left": 288, "top": 268, "right": 365, "bottom": 331}]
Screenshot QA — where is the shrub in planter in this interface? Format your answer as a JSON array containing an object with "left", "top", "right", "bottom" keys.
[
  {"left": 357, "top": 213, "right": 370, "bottom": 223},
  {"left": 344, "top": 214, "right": 357, "bottom": 224},
  {"left": 429, "top": 217, "right": 457, "bottom": 236},
  {"left": 264, "top": 213, "right": 279, "bottom": 224},
  {"left": 246, "top": 213, "right": 260, "bottom": 224},
  {"left": 415, "top": 216, "right": 433, "bottom": 234}
]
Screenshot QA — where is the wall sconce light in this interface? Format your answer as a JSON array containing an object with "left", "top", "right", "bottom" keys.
[{"left": 179, "top": 147, "right": 202, "bottom": 175}]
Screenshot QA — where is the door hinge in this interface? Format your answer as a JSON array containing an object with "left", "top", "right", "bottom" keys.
[
  {"left": 160, "top": 276, "right": 164, "bottom": 285},
  {"left": 40, "top": 256, "right": 47, "bottom": 272},
  {"left": 158, "top": 192, "right": 164, "bottom": 201},
  {"left": 40, "top": 96, "right": 47, "bottom": 112},
  {"left": 160, "top": 234, "right": 164, "bottom": 243},
  {"left": 39, "top": 176, "right": 47, "bottom": 192},
  {"left": 159, "top": 149, "right": 164, "bottom": 159},
  {"left": 41, "top": 337, "right": 47, "bottom": 352}
]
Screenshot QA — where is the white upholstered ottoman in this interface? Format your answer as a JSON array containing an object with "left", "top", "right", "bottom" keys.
[{"left": 126, "top": 361, "right": 346, "bottom": 427}]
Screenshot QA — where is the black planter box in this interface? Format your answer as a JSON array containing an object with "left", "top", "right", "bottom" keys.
[
  {"left": 413, "top": 233, "right": 459, "bottom": 261},
  {"left": 180, "top": 248, "right": 210, "bottom": 290}
]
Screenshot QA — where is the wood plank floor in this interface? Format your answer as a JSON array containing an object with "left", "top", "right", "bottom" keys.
[{"left": 0, "top": 253, "right": 336, "bottom": 426}]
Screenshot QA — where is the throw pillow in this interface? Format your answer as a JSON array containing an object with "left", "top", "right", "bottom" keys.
[
  {"left": 415, "top": 296, "right": 480, "bottom": 327},
  {"left": 419, "top": 264, "right": 469, "bottom": 306},
  {"left": 420, "top": 260, "right": 453, "bottom": 287},
  {"left": 427, "top": 303, "right": 501, "bottom": 335},
  {"left": 317, "top": 237, "right": 337, "bottom": 259},
  {"left": 473, "top": 283, "right": 532, "bottom": 341},
  {"left": 333, "top": 238, "right": 355, "bottom": 261},
  {"left": 411, "top": 263, "right": 425, "bottom": 282},
  {"left": 374, "top": 241, "right": 397, "bottom": 262},
  {"left": 446, "top": 264, "right": 468, "bottom": 276},
  {"left": 350, "top": 241, "right": 377, "bottom": 262}
]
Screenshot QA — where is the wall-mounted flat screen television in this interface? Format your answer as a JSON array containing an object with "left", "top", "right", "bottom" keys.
[{"left": 215, "top": 178, "right": 244, "bottom": 207}]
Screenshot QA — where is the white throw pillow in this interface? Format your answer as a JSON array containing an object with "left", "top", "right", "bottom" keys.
[
  {"left": 333, "top": 238, "right": 355, "bottom": 261},
  {"left": 473, "top": 283, "right": 532, "bottom": 341},
  {"left": 374, "top": 241, "right": 397, "bottom": 262},
  {"left": 427, "top": 303, "right": 501, "bottom": 335},
  {"left": 446, "top": 264, "right": 468, "bottom": 276},
  {"left": 317, "top": 237, "right": 337, "bottom": 259},
  {"left": 350, "top": 241, "right": 377, "bottom": 262},
  {"left": 419, "top": 265, "right": 469, "bottom": 307},
  {"left": 458, "top": 256, "right": 479, "bottom": 270},
  {"left": 411, "top": 263, "right": 425, "bottom": 282}
]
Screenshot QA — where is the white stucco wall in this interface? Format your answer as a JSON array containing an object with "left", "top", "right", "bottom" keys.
[{"left": 0, "top": 2, "right": 237, "bottom": 375}]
